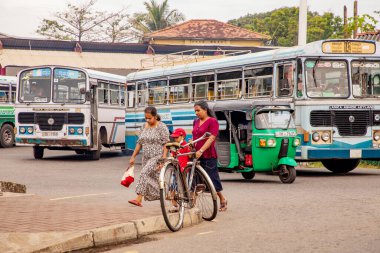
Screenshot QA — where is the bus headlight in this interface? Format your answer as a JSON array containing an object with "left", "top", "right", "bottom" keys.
[
  {"left": 374, "top": 114, "right": 380, "bottom": 122},
  {"left": 69, "top": 127, "right": 75, "bottom": 134},
  {"left": 293, "top": 138, "right": 301, "bottom": 146},
  {"left": 321, "top": 132, "right": 330, "bottom": 142},
  {"left": 27, "top": 127, "right": 34, "bottom": 134},
  {"left": 312, "top": 132, "right": 320, "bottom": 142},
  {"left": 373, "top": 131, "right": 380, "bottom": 141},
  {"left": 77, "top": 128, "right": 83, "bottom": 135},
  {"left": 20, "top": 127, "right": 26, "bottom": 134}
]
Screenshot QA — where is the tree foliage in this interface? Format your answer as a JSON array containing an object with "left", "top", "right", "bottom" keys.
[
  {"left": 36, "top": 0, "right": 129, "bottom": 42},
  {"left": 131, "top": 0, "right": 185, "bottom": 39},
  {"left": 229, "top": 7, "right": 345, "bottom": 47},
  {"left": 345, "top": 14, "right": 378, "bottom": 36}
]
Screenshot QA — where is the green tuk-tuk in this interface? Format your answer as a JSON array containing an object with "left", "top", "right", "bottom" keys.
[{"left": 210, "top": 101, "right": 300, "bottom": 184}]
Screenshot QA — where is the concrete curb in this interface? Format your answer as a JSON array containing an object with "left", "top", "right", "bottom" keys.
[{"left": 26, "top": 208, "right": 202, "bottom": 253}]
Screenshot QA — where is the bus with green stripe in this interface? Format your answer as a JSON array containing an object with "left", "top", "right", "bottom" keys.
[{"left": 0, "top": 76, "right": 16, "bottom": 148}]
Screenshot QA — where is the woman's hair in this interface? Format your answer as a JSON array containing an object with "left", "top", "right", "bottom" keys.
[
  {"left": 144, "top": 106, "right": 161, "bottom": 121},
  {"left": 194, "top": 100, "right": 215, "bottom": 118}
]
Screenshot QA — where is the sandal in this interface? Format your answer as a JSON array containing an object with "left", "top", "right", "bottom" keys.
[
  {"left": 128, "top": 199, "right": 143, "bottom": 207},
  {"left": 219, "top": 199, "right": 227, "bottom": 212}
]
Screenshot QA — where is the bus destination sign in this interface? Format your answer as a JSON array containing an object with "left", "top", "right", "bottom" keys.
[{"left": 322, "top": 41, "right": 376, "bottom": 54}]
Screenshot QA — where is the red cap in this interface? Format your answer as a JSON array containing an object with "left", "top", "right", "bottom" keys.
[{"left": 171, "top": 128, "right": 186, "bottom": 138}]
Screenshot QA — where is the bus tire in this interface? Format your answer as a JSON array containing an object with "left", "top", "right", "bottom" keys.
[
  {"left": 279, "top": 165, "right": 296, "bottom": 184},
  {"left": 0, "top": 124, "right": 15, "bottom": 148},
  {"left": 322, "top": 159, "right": 360, "bottom": 173},
  {"left": 33, "top": 147, "right": 44, "bottom": 159},
  {"left": 242, "top": 171, "right": 255, "bottom": 180}
]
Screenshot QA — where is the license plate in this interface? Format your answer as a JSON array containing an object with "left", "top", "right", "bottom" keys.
[
  {"left": 41, "top": 132, "right": 59, "bottom": 137},
  {"left": 275, "top": 132, "right": 296, "bottom": 137}
]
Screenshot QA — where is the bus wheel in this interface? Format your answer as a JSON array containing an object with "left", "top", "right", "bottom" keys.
[
  {"left": 322, "top": 159, "right": 360, "bottom": 173},
  {"left": 279, "top": 165, "right": 296, "bottom": 184},
  {"left": 242, "top": 171, "right": 255, "bottom": 180},
  {"left": 0, "top": 124, "right": 15, "bottom": 148},
  {"left": 33, "top": 147, "right": 44, "bottom": 159}
]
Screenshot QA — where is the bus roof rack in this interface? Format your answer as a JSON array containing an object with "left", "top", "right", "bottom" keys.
[{"left": 140, "top": 48, "right": 251, "bottom": 69}]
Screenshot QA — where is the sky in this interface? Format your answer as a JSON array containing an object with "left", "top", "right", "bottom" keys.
[{"left": 0, "top": 0, "right": 379, "bottom": 38}]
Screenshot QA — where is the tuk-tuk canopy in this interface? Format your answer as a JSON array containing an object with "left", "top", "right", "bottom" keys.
[{"left": 207, "top": 100, "right": 292, "bottom": 112}]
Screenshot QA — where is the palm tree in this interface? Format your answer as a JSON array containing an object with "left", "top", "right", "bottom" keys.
[{"left": 131, "top": 0, "right": 185, "bottom": 38}]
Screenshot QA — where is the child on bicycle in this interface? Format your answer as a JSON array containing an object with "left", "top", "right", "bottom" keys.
[{"left": 170, "top": 128, "right": 190, "bottom": 171}]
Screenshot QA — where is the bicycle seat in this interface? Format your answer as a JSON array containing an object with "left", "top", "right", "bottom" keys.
[{"left": 165, "top": 142, "right": 181, "bottom": 150}]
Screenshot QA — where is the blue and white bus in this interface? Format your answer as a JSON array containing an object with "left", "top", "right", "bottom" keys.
[{"left": 125, "top": 39, "right": 380, "bottom": 173}]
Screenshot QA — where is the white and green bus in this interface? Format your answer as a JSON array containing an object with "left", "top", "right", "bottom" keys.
[
  {"left": 15, "top": 66, "right": 127, "bottom": 160},
  {"left": 125, "top": 39, "right": 380, "bottom": 173},
  {"left": 0, "top": 76, "right": 16, "bottom": 148}
]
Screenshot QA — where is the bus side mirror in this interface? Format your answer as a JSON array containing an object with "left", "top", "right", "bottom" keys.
[{"left": 85, "top": 91, "right": 92, "bottom": 101}]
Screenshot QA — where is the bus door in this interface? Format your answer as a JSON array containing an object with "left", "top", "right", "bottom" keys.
[
  {"left": 275, "top": 61, "right": 296, "bottom": 98},
  {"left": 90, "top": 79, "right": 99, "bottom": 149}
]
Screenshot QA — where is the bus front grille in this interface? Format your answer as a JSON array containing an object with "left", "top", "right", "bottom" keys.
[
  {"left": 36, "top": 113, "right": 66, "bottom": 131},
  {"left": 17, "top": 113, "right": 85, "bottom": 131},
  {"left": 310, "top": 110, "right": 370, "bottom": 136}
]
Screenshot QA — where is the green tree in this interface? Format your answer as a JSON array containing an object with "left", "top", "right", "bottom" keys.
[
  {"left": 229, "top": 7, "right": 344, "bottom": 47},
  {"left": 345, "top": 14, "right": 378, "bottom": 37},
  {"left": 131, "top": 0, "right": 185, "bottom": 39},
  {"left": 36, "top": 0, "right": 127, "bottom": 42}
]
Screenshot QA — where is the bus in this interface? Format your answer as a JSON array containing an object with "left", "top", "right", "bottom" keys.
[
  {"left": 15, "top": 66, "right": 127, "bottom": 160},
  {"left": 0, "top": 76, "right": 16, "bottom": 148},
  {"left": 125, "top": 39, "right": 380, "bottom": 173}
]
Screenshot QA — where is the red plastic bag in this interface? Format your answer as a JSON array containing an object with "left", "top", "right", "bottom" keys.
[{"left": 121, "top": 166, "right": 135, "bottom": 188}]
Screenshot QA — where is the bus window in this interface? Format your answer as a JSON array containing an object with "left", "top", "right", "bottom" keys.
[
  {"left": 109, "top": 83, "right": 120, "bottom": 105},
  {"left": 351, "top": 61, "right": 380, "bottom": 97},
  {"left": 0, "top": 86, "right": 9, "bottom": 102},
  {"left": 169, "top": 77, "right": 190, "bottom": 103},
  {"left": 277, "top": 64, "right": 294, "bottom": 97},
  {"left": 126, "top": 84, "right": 135, "bottom": 108},
  {"left": 53, "top": 68, "right": 86, "bottom": 103},
  {"left": 120, "top": 85, "right": 126, "bottom": 106},
  {"left": 217, "top": 71, "right": 241, "bottom": 100},
  {"left": 305, "top": 60, "right": 349, "bottom": 98},
  {"left": 296, "top": 59, "right": 303, "bottom": 97},
  {"left": 148, "top": 80, "right": 167, "bottom": 105},
  {"left": 193, "top": 74, "right": 215, "bottom": 100},
  {"left": 98, "top": 82, "right": 109, "bottom": 104},
  {"left": 244, "top": 66, "right": 273, "bottom": 97},
  {"left": 137, "top": 82, "right": 147, "bottom": 106},
  {"left": 19, "top": 68, "right": 51, "bottom": 103}
]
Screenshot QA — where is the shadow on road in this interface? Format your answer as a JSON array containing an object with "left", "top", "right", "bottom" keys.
[
  {"left": 23, "top": 151, "right": 125, "bottom": 162},
  {"left": 296, "top": 169, "right": 379, "bottom": 177}
]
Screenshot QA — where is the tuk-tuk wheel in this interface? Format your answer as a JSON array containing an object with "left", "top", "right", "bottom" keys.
[
  {"left": 242, "top": 171, "right": 255, "bottom": 180},
  {"left": 279, "top": 165, "right": 296, "bottom": 184}
]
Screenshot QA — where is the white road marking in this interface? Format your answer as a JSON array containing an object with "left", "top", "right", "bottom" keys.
[
  {"left": 49, "top": 192, "right": 113, "bottom": 201},
  {"left": 196, "top": 231, "right": 215, "bottom": 236}
]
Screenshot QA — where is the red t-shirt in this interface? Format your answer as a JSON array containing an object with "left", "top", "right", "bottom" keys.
[
  {"left": 178, "top": 140, "right": 190, "bottom": 171},
  {"left": 192, "top": 117, "right": 219, "bottom": 159}
]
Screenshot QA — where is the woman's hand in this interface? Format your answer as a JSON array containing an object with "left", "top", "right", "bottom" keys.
[
  {"left": 129, "top": 157, "right": 135, "bottom": 166},
  {"left": 195, "top": 151, "right": 203, "bottom": 159}
]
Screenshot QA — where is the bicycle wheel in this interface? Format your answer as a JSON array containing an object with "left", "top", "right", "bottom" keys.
[
  {"left": 159, "top": 163, "right": 185, "bottom": 232},
  {"left": 189, "top": 165, "right": 218, "bottom": 221}
]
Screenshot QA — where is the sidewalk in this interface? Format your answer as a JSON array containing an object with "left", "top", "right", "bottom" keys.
[{"left": 0, "top": 193, "right": 202, "bottom": 253}]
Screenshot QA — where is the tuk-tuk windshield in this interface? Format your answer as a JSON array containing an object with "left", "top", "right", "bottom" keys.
[{"left": 255, "top": 110, "right": 295, "bottom": 129}]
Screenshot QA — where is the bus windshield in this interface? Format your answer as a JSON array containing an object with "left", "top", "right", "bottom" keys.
[
  {"left": 53, "top": 68, "right": 86, "bottom": 103},
  {"left": 351, "top": 61, "right": 380, "bottom": 97},
  {"left": 255, "top": 110, "right": 295, "bottom": 129},
  {"left": 19, "top": 68, "right": 52, "bottom": 103},
  {"left": 305, "top": 60, "right": 349, "bottom": 98}
]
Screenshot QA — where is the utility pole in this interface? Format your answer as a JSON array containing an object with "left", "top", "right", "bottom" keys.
[
  {"left": 353, "top": 0, "right": 358, "bottom": 38},
  {"left": 298, "top": 0, "right": 307, "bottom": 46},
  {"left": 344, "top": 5, "right": 349, "bottom": 38}
]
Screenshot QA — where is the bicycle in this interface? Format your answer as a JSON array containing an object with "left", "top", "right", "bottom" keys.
[{"left": 159, "top": 132, "right": 218, "bottom": 232}]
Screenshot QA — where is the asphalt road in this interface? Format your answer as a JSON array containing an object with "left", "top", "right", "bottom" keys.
[{"left": 2, "top": 147, "right": 380, "bottom": 253}]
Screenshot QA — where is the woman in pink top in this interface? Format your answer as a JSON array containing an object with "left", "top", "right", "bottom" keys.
[{"left": 192, "top": 100, "right": 227, "bottom": 211}]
